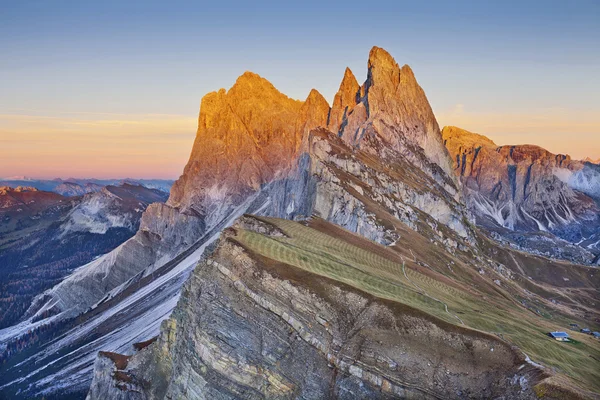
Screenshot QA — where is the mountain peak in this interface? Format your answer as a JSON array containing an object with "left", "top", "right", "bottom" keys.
[
  {"left": 441, "top": 126, "right": 497, "bottom": 149},
  {"left": 235, "top": 70, "right": 266, "bottom": 84},
  {"left": 340, "top": 67, "right": 359, "bottom": 90},
  {"left": 400, "top": 64, "right": 416, "bottom": 82},
  {"left": 368, "top": 46, "right": 398, "bottom": 70},
  {"left": 327, "top": 69, "right": 360, "bottom": 133},
  {"left": 334, "top": 46, "right": 456, "bottom": 184},
  {"left": 343, "top": 66, "right": 355, "bottom": 79},
  {"left": 366, "top": 46, "right": 401, "bottom": 91},
  {"left": 170, "top": 72, "right": 311, "bottom": 210},
  {"left": 305, "top": 88, "right": 328, "bottom": 106},
  {"left": 229, "top": 71, "right": 291, "bottom": 99}
]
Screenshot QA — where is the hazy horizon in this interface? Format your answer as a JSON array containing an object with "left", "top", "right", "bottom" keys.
[{"left": 2, "top": 0, "right": 599, "bottom": 179}]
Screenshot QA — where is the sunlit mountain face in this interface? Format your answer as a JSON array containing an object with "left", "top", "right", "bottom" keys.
[
  {"left": 1, "top": 2, "right": 599, "bottom": 399},
  {"left": 0, "top": 45, "right": 598, "bottom": 400}
]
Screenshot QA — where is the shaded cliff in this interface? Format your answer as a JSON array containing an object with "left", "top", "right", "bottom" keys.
[
  {"left": 86, "top": 216, "right": 600, "bottom": 399},
  {"left": 442, "top": 126, "right": 600, "bottom": 264},
  {"left": 5, "top": 47, "right": 600, "bottom": 400}
]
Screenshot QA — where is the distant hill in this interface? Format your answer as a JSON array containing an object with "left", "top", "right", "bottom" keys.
[
  {"left": 0, "top": 178, "right": 174, "bottom": 196},
  {"left": 0, "top": 183, "right": 168, "bottom": 329}
]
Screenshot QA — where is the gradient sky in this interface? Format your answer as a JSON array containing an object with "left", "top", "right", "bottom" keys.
[{"left": 1, "top": 0, "right": 599, "bottom": 179}]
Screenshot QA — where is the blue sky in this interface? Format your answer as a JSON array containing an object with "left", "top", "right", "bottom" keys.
[{"left": 1, "top": 0, "right": 599, "bottom": 178}]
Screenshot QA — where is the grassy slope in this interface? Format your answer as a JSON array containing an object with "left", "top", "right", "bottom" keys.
[{"left": 232, "top": 216, "right": 600, "bottom": 397}]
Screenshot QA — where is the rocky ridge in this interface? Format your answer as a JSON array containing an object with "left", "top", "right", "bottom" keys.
[
  {"left": 3, "top": 47, "right": 599, "bottom": 399},
  {"left": 28, "top": 47, "right": 466, "bottom": 323},
  {"left": 442, "top": 126, "right": 600, "bottom": 264},
  {"left": 86, "top": 215, "right": 600, "bottom": 399}
]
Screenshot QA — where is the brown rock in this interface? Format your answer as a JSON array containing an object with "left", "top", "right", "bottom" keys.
[
  {"left": 169, "top": 47, "right": 460, "bottom": 217},
  {"left": 297, "top": 89, "right": 330, "bottom": 151},
  {"left": 327, "top": 67, "right": 359, "bottom": 134},
  {"left": 336, "top": 46, "right": 457, "bottom": 193},
  {"left": 442, "top": 125, "right": 598, "bottom": 231},
  {"left": 168, "top": 72, "right": 327, "bottom": 214}
]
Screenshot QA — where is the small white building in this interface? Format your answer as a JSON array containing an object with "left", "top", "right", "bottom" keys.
[{"left": 548, "top": 331, "right": 570, "bottom": 341}]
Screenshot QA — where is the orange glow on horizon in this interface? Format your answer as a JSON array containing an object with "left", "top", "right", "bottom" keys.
[
  {"left": 1, "top": 105, "right": 599, "bottom": 180},
  {"left": 0, "top": 112, "right": 197, "bottom": 179}
]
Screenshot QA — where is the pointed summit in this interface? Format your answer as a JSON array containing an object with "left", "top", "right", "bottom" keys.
[
  {"left": 328, "top": 67, "right": 360, "bottom": 133},
  {"left": 305, "top": 88, "right": 329, "bottom": 107},
  {"left": 367, "top": 46, "right": 400, "bottom": 88},
  {"left": 368, "top": 46, "right": 397, "bottom": 64},
  {"left": 232, "top": 71, "right": 271, "bottom": 87},
  {"left": 335, "top": 46, "right": 456, "bottom": 188},
  {"left": 297, "top": 89, "right": 331, "bottom": 151},
  {"left": 342, "top": 66, "right": 357, "bottom": 82},
  {"left": 170, "top": 71, "right": 304, "bottom": 209}
]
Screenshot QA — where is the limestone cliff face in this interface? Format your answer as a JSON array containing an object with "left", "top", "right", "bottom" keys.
[
  {"left": 168, "top": 72, "right": 327, "bottom": 215},
  {"left": 262, "top": 128, "right": 473, "bottom": 246},
  {"left": 86, "top": 216, "right": 541, "bottom": 400},
  {"left": 442, "top": 126, "right": 600, "bottom": 263},
  {"left": 332, "top": 47, "right": 458, "bottom": 195},
  {"left": 13, "top": 47, "right": 475, "bottom": 397}
]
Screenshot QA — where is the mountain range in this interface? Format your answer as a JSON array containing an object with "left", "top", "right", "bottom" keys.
[
  {"left": 443, "top": 126, "right": 600, "bottom": 264},
  {"left": 0, "top": 47, "right": 598, "bottom": 400},
  {"left": 0, "top": 178, "right": 174, "bottom": 196},
  {"left": 0, "top": 184, "right": 169, "bottom": 330}
]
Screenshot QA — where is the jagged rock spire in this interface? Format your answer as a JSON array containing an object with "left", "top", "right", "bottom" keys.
[
  {"left": 297, "top": 89, "right": 330, "bottom": 151},
  {"left": 327, "top": 67, "right": 360, "bottom": 133},
  {"left": 336, "top": 46, "right": 457, "bottom": 190},
  {"left": 171, "top": 46, "right": 460, "bottom": 212}
]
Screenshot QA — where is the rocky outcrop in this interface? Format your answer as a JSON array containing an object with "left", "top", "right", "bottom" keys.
[
  {"left": 5, "top": 47, "right": 564, "bottom": 398},
  {"left": 168, "top": 72, "right": 327, "bottom": 215},
  {"left": 442, "top": 126, "right": 600, "bottom": 263},
  {"left": 328, "top": 67, "right": 360, "bottom": 134},
  {"left": 87, "top": 216, "right": 544, "bottom": 400},
  {"left": 262, "top": 128, "right": 473, "bottom": 246},
  {"left": 54, "top": 181, "right": 103, "bottom": 196},
  {"left": 332, "top": 48, "right": 458, "bottom": 197},
  {"left": 27, "top": 47, "right": 464, "bottom": 324}
]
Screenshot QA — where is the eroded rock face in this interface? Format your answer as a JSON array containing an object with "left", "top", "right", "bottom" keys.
[
  {"left": 9, "top": 47, "right": 475, "bottom": 397},
  {"left": 168, "top": 72, "right": 328, "bottom": 215},
  {"left": 29, "top": 47, "right": 463, "bottom": 323},
  {"left": 263, "top": 128, "right": 473, "bottom": 246},
  {"left": 442, "top": 126, "right": 600, "bottom": 263},
  {"left": 86, "top": 218, "right": 538, "bottom": 400},
  {"left": 334, "top": 47, "right": 458, "bottom": 195}
]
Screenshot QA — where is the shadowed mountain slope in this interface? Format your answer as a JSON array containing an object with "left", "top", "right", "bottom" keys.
[
  {"left": 2, "top": 48, "right": 598, "bottom": 400},
  {"left": 442, "top": 126, "right": 600, "bottom": 264}
]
